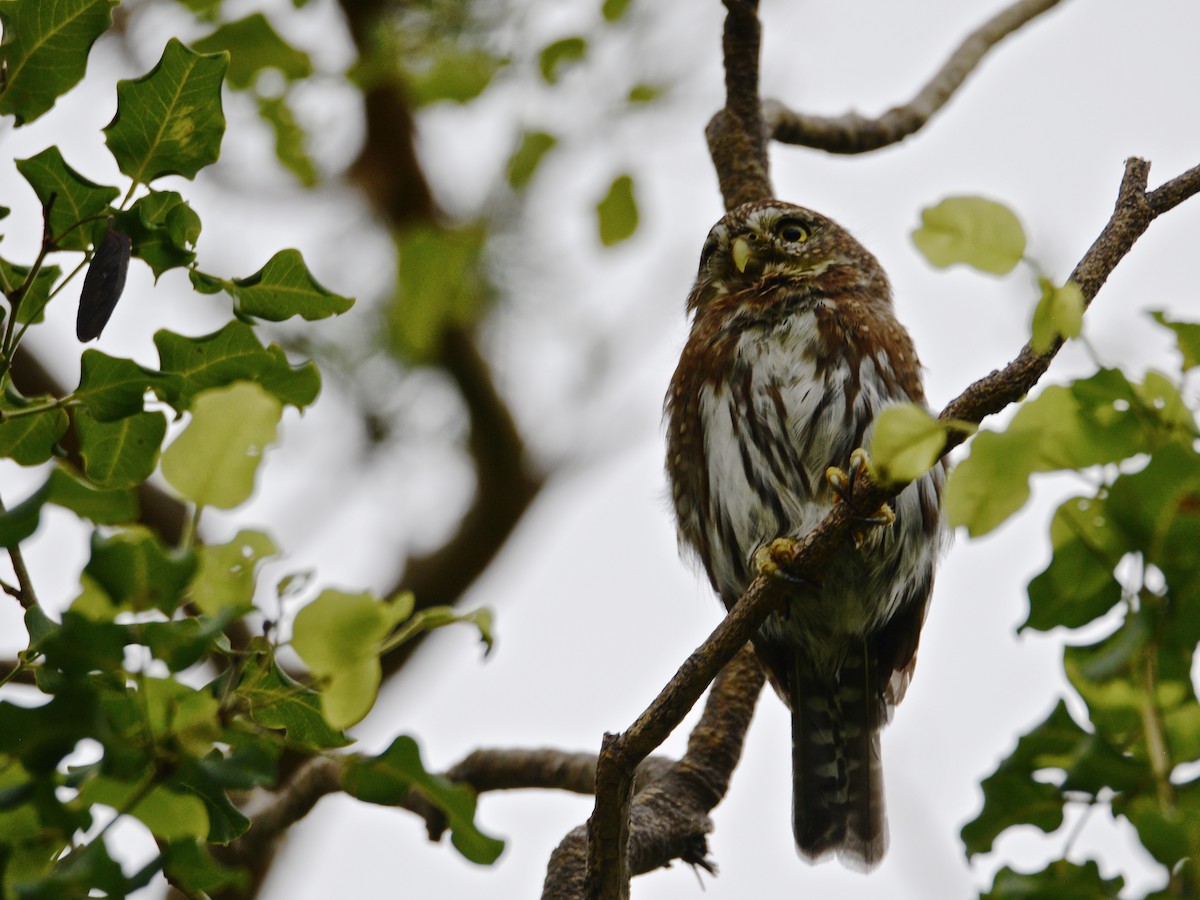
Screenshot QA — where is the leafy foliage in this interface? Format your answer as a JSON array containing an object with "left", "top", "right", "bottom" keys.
[
  {"left": 919, "top": 197, "right": 1200, "bottom": 896},
  {"left": 0, "top": 6, "right": 497, "bottom": 897},
  {"left": 912, "top": 195, "right": 1027, "bottom": 275}
]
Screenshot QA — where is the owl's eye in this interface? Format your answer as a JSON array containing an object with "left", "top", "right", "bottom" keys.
[{"left": 777, "top": 221, "right": 810, "bottom": 243}]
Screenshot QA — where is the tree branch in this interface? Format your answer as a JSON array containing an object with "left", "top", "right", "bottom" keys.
[
  {"left": 545, "top": 646, "right": 764, "bottom": 900},
  {"left": 765, "top": 0, "right": 1064, "bottom": 154},
  {"left": 706, "top": 0, "right": 772, "bottom": 209}
]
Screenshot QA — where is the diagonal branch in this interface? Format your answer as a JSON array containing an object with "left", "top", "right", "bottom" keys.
[
  {"left": 766, "top": 0, "right": 1065, "bottom": 154},
  {"left": 580, "top": 154, "right": 1200, "bottom": 899},
  {"left": 547, "top": 646, "right": 765, "bottom": 900}
]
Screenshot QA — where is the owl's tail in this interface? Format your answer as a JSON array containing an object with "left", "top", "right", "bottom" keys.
[{"left": 790, "top": 645, "right": 887, "bottom": 870}]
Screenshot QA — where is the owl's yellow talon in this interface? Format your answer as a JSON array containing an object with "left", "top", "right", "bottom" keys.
[{"left": 754, "top": 537, "right": 799, "bottom": 576}]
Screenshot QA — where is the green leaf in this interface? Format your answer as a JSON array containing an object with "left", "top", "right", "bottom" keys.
[
  {"left": 155, "top": 321, "right": 275, "bottom": 409},
  {"left": 0, "top": 257, "right": 62, "bottom": 324},
  {"left": 38, "top": 611, "right": 129, "bottom": 675},
  {"left": 961, "top": 701, "right": 1088, "bottom": 856},
  {"left": 389, "top": 223, "right": 488, "bottom": 362},
  {"left": 0, "top": 390, "right": 68, "bottom": 465},
  {"left": 911, "top": 196, "right": 1026, "bottom": 275},
  {"left": 258, "top": 344, "right": 321, "bottom": 410},
  {"left": 626, "top": 83, "right": 661, "bottom": 104},
  {"left": 191, "top": 13, "right": 312, "bottom": 90},
  {"left": 506, "top": 130, "right": 557, "bottom": 190},
  {"left": 867, "top": 403, "right": 954, "bottom": 484},
  {"left": 596, "top": 174, "right": 638, "bottom": 247},
  {"left": 1151, "top": 310, "right": 1200, "bottom": 371},
  {"left": 1024, "top": 496, "right": 1124, "bottom": 631},
  {"left": 142, "top": 612, "right": 238, "bottom": 672},
  {"left": 74, "top": 349, "right": 181, "bottom": 421},
  {"left": 84, "top": 525, "right": 198, "bottom": 614},
  {"left": 946, "top": 371, "right": 1152, "bottom": 536},
  {"left": 0, "top": 466, "right": 135, "bottom": 547},
  {"left": 406, "top": 47, "right": 502, "bottom": 106},
  {"left": 111, "top": 190, "right": 201, "bottom": 278},
  {"left": 78, "top": 776, "right": 209, "bottom": 841},
  {"left": 77, "top": 408, "right": 166, "bottom": 489},
  {"left": 982, "top": 860, "right": 1123, "bottom": 899},
  {"left": 291, "top": 589, "right": 405, "bottom": 729},
  {"left": 1121, "top": 779, "right": 1200, "bottom": 880},
  {"left": 602, "top": 0, "right": 633, "bottom": 22},
  {"left": 227, "top": 249, "right": 354, "bottom": 322},
  {"left": 538, "top": 36, "right": 586, "bottom": 84},
  {"left": 14, "top": 147, "right": 119, "bottom": 250},
  {"left": 344, "top": 736, "right": 504, "bottom": 864},
  {"left": 0, "top": 0, "right": 117, "bottom": 125},
  {"left": 256, "top": 94, "right": 318, "bottom": 187},
  {"left": 0, "top": 687, "right": 100, "bottom": 773},
  {"left": 163, "top": 840, "right": 247, "bottom": 896},
  {"left": 235, "top": 648, "right": 350, "bottom": 749},
  {"left": 161, "top": 381, "right": 282, "bottom": 510},
  {"left": 104, "top": 38, "right": 229, "bottom": 184},
  {"left": 1031, "top": 278, "right": 1084, "bottom": 353},
  {"left": 188, "top": 529, "right": 277, "bottom": 616}
]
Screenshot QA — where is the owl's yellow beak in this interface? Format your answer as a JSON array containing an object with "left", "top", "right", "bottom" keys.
[{"left": 731, "top": 237, "right": 753, "bottom": 274}]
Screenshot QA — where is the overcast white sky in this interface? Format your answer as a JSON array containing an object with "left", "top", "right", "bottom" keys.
[{"left": 2, "top": 0, "right": 1199, "bottom": 898}]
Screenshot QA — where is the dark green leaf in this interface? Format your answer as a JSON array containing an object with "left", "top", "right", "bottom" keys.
[
  {"left": 111, "top": 190, "right": 200, "bottom": 277},
  {"left": 142, "top": 612, "right": 238, "bottom": 672},
  {"left": 0, "top": 390, "right": 68, "bottom": 466},
  {"left": 1024, "top": 496, "right": 1124, "bottom": 631},
  {"left": 0, "top": 466, "right": 135, "bottom": 547},
  {"left": 258, "top": 345, "right": 320, "bottom": 410},
  {"left": 389, "top": 223, "right": 488, "bottom": 362},
  {"left": 77, "top": 408, "right": 166, "bottom": 488},
  {"left": 17, "top": 835, "right": 127, "bottom": 900},
  {"left": 228, "top": 249, "right": 354, "bottom": 322},
  {"left": 14, "top": 147, "right": 119, "bottom": 250},
  {"left": 38, "top": 612, "right": 129, "bottom": 675},
  {"left": 256, "top": 94, "right": 318, "bottom": 187},
  {"left": 84, "top": 525, "right": 198, "bottom": 614},
  {"left": 154, "top": 321, "right": 273, "bottom": 409},
  {"left": 104, "top": 38, "right": 229, "bottom": 184},
  {"left": 982, "top": 860, "right": 1123, "bottom": 899},
  {"left": 961, "top": 701, "right": 1090, "bottom": 856},
  {"left": 911, "top": 195, "right": 1026, "bottom": 275},
  {"left": 0, "top": 257, "right": 62, "bottom": 324},
  {"left": 235, "top": 649, "right": 350, "bottom": 749},
  {"left": 163, "top": 839, "right": 247, "bottom": 894},
  {"left": 344, "top": 736, "right": 504, "bottom": 864},
  {"left": 1120, "top": 779, "right": 1200, "bottom": 880},
  {"left": 506, "top": 130, "right": 556, "bottom": 190},
  {"left": 595, "top": 174, "right": 638, "bottom": 246},
  {"left": 0, "top": 686, "right": 100, "bottom": 773},
  {"left": 74, "top": 348, "right": 181, "bottom": 421},
  {"left": 191, "top": 13, "right": 312, "bottom": 90},
  {"left": 1151, "top": 310, "right": 1200, "bottom": 372},
  {"left": 0, "top": 0, "right": 117, "bottom": 125},
  {"left": 538, "top": 36, "right": 586, "bottom": 84}
]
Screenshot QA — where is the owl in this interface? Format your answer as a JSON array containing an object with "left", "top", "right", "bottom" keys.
[{"left": 664, "top": 200, "right": 945, "bottom": 870}]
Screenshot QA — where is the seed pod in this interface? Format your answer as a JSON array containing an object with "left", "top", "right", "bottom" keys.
[{"left": 77, "top": 221, "right": 132, "bottom": 342}]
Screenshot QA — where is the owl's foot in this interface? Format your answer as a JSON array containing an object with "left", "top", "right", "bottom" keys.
[
  {"left": 826, "top": 448, "right": 895, "bottom": 548},
  {"left": 753, "top": 537, "right": 818, "bottom": 588}
]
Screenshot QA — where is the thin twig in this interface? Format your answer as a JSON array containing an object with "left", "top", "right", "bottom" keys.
[
  {"left": 766, "top": 0, "right": 1064, "bottom": 154},
  {"left": 0, "top": 495, "right": 38, "bottom": 610}
]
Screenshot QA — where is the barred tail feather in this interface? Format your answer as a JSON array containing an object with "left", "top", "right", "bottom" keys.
[{"left": 790, "top": 646, "right": 887, "bottom": 871}]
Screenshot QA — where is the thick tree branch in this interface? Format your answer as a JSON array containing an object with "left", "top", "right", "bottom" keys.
[
  {"left": 546, "top": 646, "right": 764, "bottom": 900},
  {"left": 706, "top": 0, "right": 772, "bottom": 209},
  {"left": 766, "top": 0, "right": 1065, "bottom": 154}
]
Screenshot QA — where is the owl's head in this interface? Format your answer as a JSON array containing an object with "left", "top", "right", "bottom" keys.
[{"left": 688, "top": 200, "right": 887, "bottom": 311}]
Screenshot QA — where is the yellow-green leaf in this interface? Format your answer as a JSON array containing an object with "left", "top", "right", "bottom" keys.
[
  {"left": 1031, "top": 278, "right": 1084, "bottom": 353},
  {"left": 868, "top": 403, "right": 952, "bottom": 484},
  {"left": 912, "top": 196, "right": 1026, "bottom": 275},
  {"left": 161, "top": 382, "right": 281, "bottom": 509}
]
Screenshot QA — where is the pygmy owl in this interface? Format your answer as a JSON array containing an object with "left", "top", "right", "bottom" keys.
[{"left": 665, "top": 200, "right": 945, "bottom": 870}]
